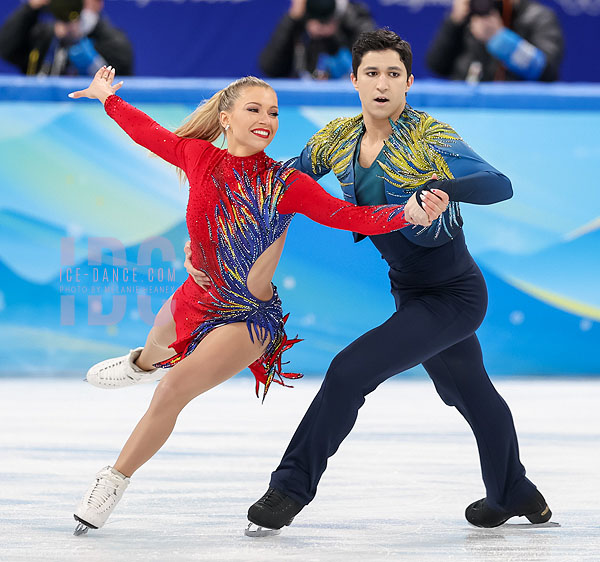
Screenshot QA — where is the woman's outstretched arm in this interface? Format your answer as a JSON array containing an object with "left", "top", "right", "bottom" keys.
[
  {"left": 277, "top": 171, "right": 448, "bottom": 236},
  {"left": 69, "top": 66, "right": 205, "bottom": 169}
]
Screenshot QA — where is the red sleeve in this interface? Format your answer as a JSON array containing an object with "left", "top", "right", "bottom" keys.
[
  {"left": 277, "top": 170, "right": 408, "bottom": 235},
  {"left": 104, "top": 95, "right": 211, "bottom": 170}
]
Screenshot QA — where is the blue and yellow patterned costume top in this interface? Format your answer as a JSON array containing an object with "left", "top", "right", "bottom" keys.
[{"left": 292, "top": 104, "right": 512, "bottom": 248}]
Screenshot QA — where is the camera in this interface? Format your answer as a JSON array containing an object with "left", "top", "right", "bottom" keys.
[
  {"left": 469, "top": 0, "right": 502, "bottom": 15},
  {"left": 47, "top": 0, "right": 83, "bottom": 22}
]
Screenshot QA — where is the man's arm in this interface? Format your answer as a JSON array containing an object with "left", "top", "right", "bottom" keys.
[
  {"left": 399, "top": 122, "right": 513, "bottom": 247},
  {"left": 184, "top": 181, "right": 449, "bottom": 289},
  {"left": 530, "top": 9, "right": 565, "bottom": 82},
  {"left": 512, "top": 7, "right": 563, "bottom": 82},
  {"left": 341, "top": 2, "right": 376, "bottom": 42},
  {"left": 471, "top": 6, "right": 564, "bottom": 81},
  {"left": 426, "top": 19, "right": 467, "bottom": 78},
  {"left": 258, "top": 6, "right": 304, "bottom": 78},
  {"left": 431, "top": 138, "right": 513, "bottom": 204},
  {"left": 90, "top": 19, "right": 134, "bottom": 76},
  {"left": 277, "top": 171, "right": 448, "bottom": 235},
  {"left": 426, "top": 0, "right": 470, "bottom": 78},
  {"left": 428, "top": 171, "right": 512, "bottom": 204},
  {"left": 285, "top": 146, "right": 330, "bottom": 181},
  {"left": 0, "top": 1, "right": 47, "bottom": 72}
]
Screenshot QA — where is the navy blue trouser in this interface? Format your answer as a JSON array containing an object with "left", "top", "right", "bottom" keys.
[{"left": 270, "top": 262, "right": 537, "bottom": 511}]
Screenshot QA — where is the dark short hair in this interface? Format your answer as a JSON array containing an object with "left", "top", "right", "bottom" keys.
[{"left": 352, "top": 29, "right": 413, "bottom": 77}]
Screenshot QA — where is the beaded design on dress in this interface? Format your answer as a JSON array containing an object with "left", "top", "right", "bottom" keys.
[{"left": 155, "top": 158, "right": 302, "bottom": 400}]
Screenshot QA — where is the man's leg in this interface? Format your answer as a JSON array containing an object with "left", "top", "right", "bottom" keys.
[
  {"left": 245, "top": 304, "right": 444, "bottom": 533},
  {"left": 423, "top": 335, "right": 551, "bottom": 526},
  {"left": 268, "top": 296, "right": 477, "bottom": 507}
]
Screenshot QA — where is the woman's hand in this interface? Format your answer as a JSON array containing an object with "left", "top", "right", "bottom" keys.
[
  {"left": 68, "top": 65, "right": 123, "bottom": 104},
  {"left": 422, "top": 186, "right": 449, "bottom": 222},
  {"left": 404, "top": 193, "right": 432, "bottom": 227},
  {"left": 404, "top": 175, "right": 450, "bottom": 226}
]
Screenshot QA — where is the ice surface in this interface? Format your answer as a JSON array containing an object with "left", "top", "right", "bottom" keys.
[{"left": 1, "top": 377, "right": 599, "bottom": 561}]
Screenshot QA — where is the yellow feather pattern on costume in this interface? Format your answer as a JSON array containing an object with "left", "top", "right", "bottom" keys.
[
  {"left": 307, "top": 115, "right": 363, "bottom": 186},
  {"left": 380, "top": 107, "right": 462, "bottom": 190}
]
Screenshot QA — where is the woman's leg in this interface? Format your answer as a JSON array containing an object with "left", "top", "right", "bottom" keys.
[
  {"left": 85, "top": 296, "right": 179, "bottom": 388},
  {"left": 135, "top": 296, "right": 178, "bottom": 370},
  {"left": 113, "top": 322, "right": 269, "bottom": 477}
]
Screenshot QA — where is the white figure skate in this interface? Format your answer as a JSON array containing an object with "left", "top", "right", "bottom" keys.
[
  {"left": 85, "top": 347, "right": 163, "bottom": 389},
  {"left": 73, "top": 466, "right": 130, "bottom": 535}
]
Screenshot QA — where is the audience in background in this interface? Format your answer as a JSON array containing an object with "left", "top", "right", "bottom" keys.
[
  {"left": 426, "top": 0, "right": 564, "bottom": 82},
  {"left": 259, "top": 0, "right": 374, "bottom": 79},
  {"left": 0, "top": 0, "right": 133, "bottom": 76}
]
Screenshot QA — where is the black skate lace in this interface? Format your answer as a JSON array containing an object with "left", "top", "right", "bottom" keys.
[{"left": 260, "top": 488, "right": 285, "bottom": 508}]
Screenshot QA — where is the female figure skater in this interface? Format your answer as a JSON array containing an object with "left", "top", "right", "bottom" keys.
[{"left": 67, "top": 66, "right": 448, "bottom": 535}]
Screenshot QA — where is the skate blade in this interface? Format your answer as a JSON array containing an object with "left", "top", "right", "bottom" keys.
[
  {"left": 244, "top": 522, "right": 281, "bottom": 537},
  {"left": 73, "top": 523, "right": 89, "bottom": 536},
  {"left": 469, "top": 520, "right": 561, "bottom": 530},
  {"left": 504, "top": 521, "right": 561, "bottom": 528}
]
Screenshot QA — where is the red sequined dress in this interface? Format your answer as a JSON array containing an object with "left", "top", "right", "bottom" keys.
[{"left": 104, "top": 95, "right": 409, "bottom": 398}]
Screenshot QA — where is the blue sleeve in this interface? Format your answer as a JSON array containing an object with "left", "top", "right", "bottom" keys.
[
  {"left": 285, "top": 144, "right": 331, "bottom": 181},
  {"left": 315, "top": 47, "right": 353, "bottom": 79},
  {"left": 435, "top": 138, "right": 513, "bottom": 204},
  {"left": 486, "top": 28, "right": 547, "bottom": 81},
  {"left": 408, "top": 135, "right": 512, "bottom": 248},
  {"left": 68, "top": 37, "right": 106, "bottom": 75}
]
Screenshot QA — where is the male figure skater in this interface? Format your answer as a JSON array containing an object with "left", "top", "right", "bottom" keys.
[{"left": 244, "top": 29, "right": 551, "bottom": 532}]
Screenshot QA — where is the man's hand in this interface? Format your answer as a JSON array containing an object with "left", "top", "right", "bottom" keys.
[
  {"left": 28, "top": 0, "right": 50, "bottom": 10},
  {"left": 450, "top": 0, "right": 470, "bottom": 24},
  {"left": 289, "top": 0, "right": 307, "bottom": 20},
  {"left": 469, "top": 11, "right": 504, "bottom": 43},
  {"left": 184, "top": 241, "right": 211, "bottom": 290}
]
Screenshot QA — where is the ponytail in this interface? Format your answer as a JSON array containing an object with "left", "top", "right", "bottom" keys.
[
  {"left": 174, "top": 89, "right": 223, "bottom": 143},
  {"left": 173, "top": 76, "right": 272, "bottom": 183}
]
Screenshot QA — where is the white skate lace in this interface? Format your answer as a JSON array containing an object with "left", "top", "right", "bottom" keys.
[
  {"left": 99, "top": 359, "right": 129, "bottom": 380},
  {"left": 97, "top": 354, "right": 149, "bottom": 382},
  {"left": 87, "top": 473, "right": 123, "bottom": 510},
  {"left": 98, "top": 359, "right": 124, "bottom": 373}
]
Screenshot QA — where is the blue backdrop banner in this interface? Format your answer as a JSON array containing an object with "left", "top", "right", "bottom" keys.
[
  {"left": 0, "top": 0, "right": 598, "bottom": 82},
  {"left": 0, "top": 79, "right": 599, "bottom": 376}
]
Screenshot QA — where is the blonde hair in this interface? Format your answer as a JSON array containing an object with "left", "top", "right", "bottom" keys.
[{"left": 173, "top": 76, "right": 273, "bottom": 182}]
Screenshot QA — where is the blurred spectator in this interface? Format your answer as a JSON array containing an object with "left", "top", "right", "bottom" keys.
[
  {"left": 426, "top": 0, "right": 564, "bottom": 82},
  {"left": 0, "top": 0, "right": 133, "bottom": 76},
  {"left": 259, "top": 0, "right": 374, "bottom": 79}
]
